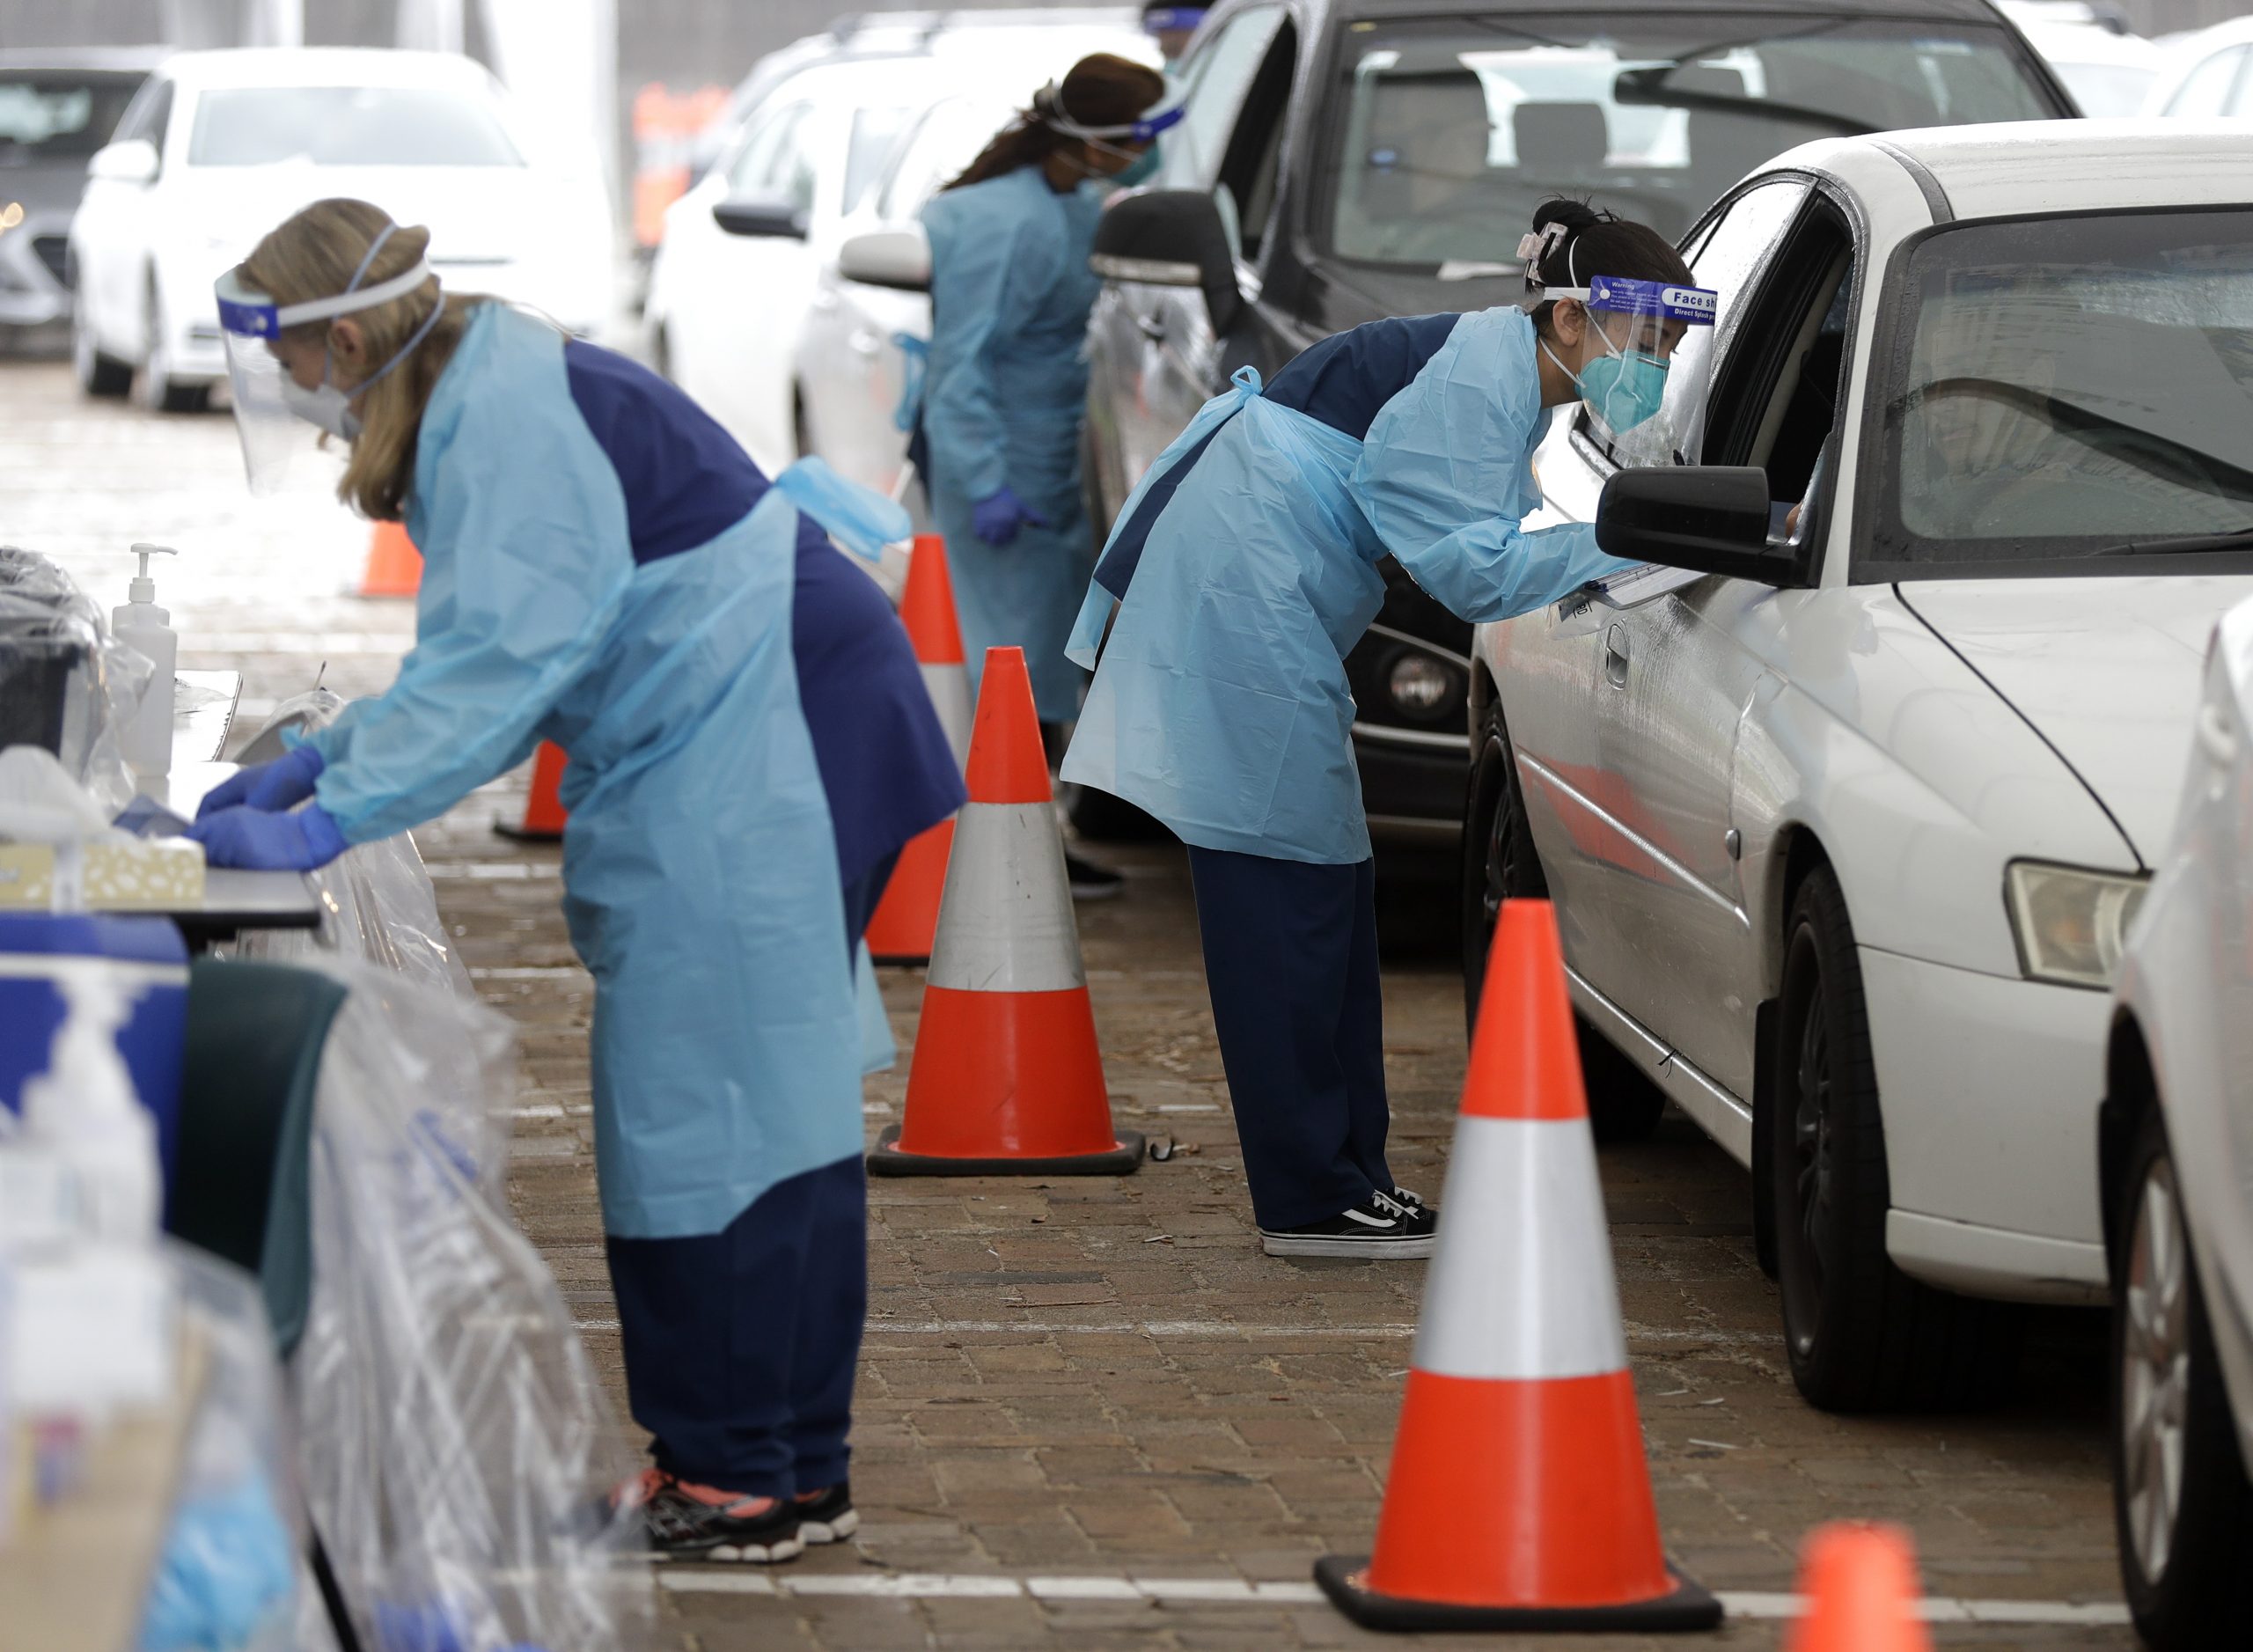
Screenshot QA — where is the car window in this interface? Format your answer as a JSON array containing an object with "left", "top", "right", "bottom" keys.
[
  {"left": 843, "top": 104, "right": 915, "bottom": 214},
  {"left": 1216, "top": 20, "right": 1297, "bottom": 263},
  {"left": 0, "top": 74, "right": 143, "bottom": 159},
  {"left": 1162, "top": 5, "right": 1287, "bottom": 190},
  {"left": 728, "top": 103, "right": 810, "bottom": 196},
  {"left": 1321, "top": 12, "right": 2052, "bottom": 268},
  {"left": 2164, "top": 46, "right": 2247, "bottom": 117},
  {"left": 1596, "top": 177, "right": 1807, "bottom": 470},
  {"left": 878, "top": 96, "right": 1015, "bottom": 220},
  {"left": 112, "top": 76, "right": 172, "bottom": 151},
  {"left": 188, "top": 85, "right": 523, "bottom": 166},
  {"left": 1868, "top": 207, "right": 2253, "bottom": 576}
]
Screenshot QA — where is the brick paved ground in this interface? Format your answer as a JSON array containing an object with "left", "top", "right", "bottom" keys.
[{"left": 4, "top": 360, "right": 2139, "bottom": 1649}]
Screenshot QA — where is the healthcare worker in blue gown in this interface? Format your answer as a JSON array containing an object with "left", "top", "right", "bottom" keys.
[
  {"left": 916, "top": 53, "right": 1171, "bottom": 899},
  {"left": 191, "top": 199, "right": 965, "bottom": 1562},
  {"left": 1063, "top": 200, "right": 1714, "bottom": 1259}
]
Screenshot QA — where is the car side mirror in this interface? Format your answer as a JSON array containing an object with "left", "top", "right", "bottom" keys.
[
  {"left": 713, "top": 193, "right": 808, "bottom": 240},
  {"left": 837, "top": 226, "right": 929, "bottom": 292},
  {"left": 1595, "top": 466, "right": 1809, "bottom": 586},
  {"left": 1088, "top": 188, "right": 1242, "bottom": 337},
  {"left": 88, "top": 138, "right": 158, "bottom": 185}
]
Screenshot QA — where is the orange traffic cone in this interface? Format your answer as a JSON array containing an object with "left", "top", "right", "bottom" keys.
[
  {"left": 494, "top": 740, "right": 569, "bottom": 842},
  {"left": 1784, "top": 1524, "right": 1931, "bottom": 1652},
  {"left": 867, "top": 535, "right": 972, "bottom": 965},
  {"left": 357, "top": 519, "right": 422, "bottom": 598},
  {"left": 1315, "top": 899, "right": 1721, "bottom": 1634},
  {"left": 869, "top": 645, "right": 1141, "bottom": 1176}
]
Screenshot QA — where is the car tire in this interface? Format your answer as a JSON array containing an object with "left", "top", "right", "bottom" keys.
[
  {"left": 137, "top": 281, "right": 205, "bottom": 415},
  {"left": 1768, "top": 865, "right": 2021, "bottom": 1411},
  {"left": 2111, "top": 1106, "right": 2253, "bottom": 1648},
  {"left": 1460, "top": 694, "right": 1665, "bottom": 1143},
  {"left": 72, "top": 299, "right": 132, "bottom": 399}
]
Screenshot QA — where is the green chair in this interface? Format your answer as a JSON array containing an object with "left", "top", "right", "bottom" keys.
[{"left": 164, "top": 956, "right": 361, "bottom": 1649}]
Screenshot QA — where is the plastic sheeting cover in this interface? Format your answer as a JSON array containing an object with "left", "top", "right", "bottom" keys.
[
  {"left": 0, "top": 545, "right": 153, "bottom": 815},
  {"left": 290, "top": 955, "right": 651, "bottom": 1652}
]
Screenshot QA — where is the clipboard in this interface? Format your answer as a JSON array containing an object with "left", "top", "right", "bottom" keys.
[{"left": 1551, "top": 563, "right": 1706, "bottom": 637}]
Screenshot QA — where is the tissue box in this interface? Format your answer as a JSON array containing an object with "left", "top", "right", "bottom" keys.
[
  {"left": 0, "top": 846, "right": 52, "bottom": 909},
  {"left": 0, "top": 840, "right": 204, "bottom": 911},
  {"left": 84, "top": 838, "right": 203, "bottom": 910}
]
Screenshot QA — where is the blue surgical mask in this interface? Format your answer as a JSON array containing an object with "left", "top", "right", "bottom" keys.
[
  {"left": 1541, "top": 329, "right": 1669, "bottom": 436},
  {"left": 1114, "top": 142, "right": 1162, "bottom": 188}
]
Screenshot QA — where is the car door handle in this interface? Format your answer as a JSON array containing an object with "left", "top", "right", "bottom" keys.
[
  {"left": 2198, "top": 701, "right": 2236, "bottom": 767},
  {"left": 1604, "top": 623, "right": 1631, "bottom": 688},
  {"left": 1134, "top": 312, "right": 1166, "bottom": 343},
  {"left": 848, "top": 328, "right": 882, "bottom": 356}
]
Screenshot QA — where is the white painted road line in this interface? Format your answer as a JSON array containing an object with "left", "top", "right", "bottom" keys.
[
  {"left": 576, "top": 1318, "right": 1768, "bottom": 1345},
  {"left": 655, "top": 1571, "right": 2132, "bottom": 1625}
]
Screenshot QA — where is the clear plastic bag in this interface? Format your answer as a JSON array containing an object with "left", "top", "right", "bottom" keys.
[
  {"left": 140, "top": 1244, "right": 335, "bottom": 1652},
  {"left": 0, "top": 545, "right": 152, "bottom": 815},
  {"left": 290, "top": 958, "right": 652, "bottom": 1652},
  {"left": 228, "top": 691, "right": 473, "bottom": 1001}
]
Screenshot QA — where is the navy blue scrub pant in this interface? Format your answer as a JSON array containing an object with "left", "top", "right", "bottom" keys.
[
  {"left": 603, "top": 855, "right": 895, "bottom": 1498},
  {"left": 1185, "top": 848, "right": 1392, "bottom": 1231}
]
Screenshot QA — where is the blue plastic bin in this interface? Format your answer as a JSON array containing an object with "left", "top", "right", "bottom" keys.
[{"left": 0, "top": 912, "right": 190, "bottom": 1200}]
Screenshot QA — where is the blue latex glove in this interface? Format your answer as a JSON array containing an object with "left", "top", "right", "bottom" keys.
[
  {"left": 970, "top": 486, "right": 1048, "bottom": 548},
  {"left": 194, "top": 744, "right": 326, "bottom": 819},
  {"left": 187, "top": 803, "right": 349, "bottom": 870}
]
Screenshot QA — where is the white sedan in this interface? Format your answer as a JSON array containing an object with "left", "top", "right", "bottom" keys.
[
  {"left": 1468, "top": 121, "right": 2253, "bottom": 1412},
  {"left": 2103, "top": 595, "right": 2253, "bottom": 1649},
  {"left": 68, "top": 47, "right": 613, "bottom": 413}
]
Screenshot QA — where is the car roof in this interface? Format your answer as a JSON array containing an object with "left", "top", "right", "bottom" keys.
[
  {"left": 155, "top": 48, "right": 495, "bottom": 92},
  {"left": 1315, "top": 0, "right": 2027, "bottom": 19},
  {"left": 1789, "top": 119, "right": 2253, "bottom": 219},
  {"left": 0, "top": 48, "right": 170, "bottom": 76}
]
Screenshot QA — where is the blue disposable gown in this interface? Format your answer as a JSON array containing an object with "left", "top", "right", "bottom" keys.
[
  {"left": 1062, "top": 306, "right": 1631, "bottom": 864},
  {"left": 919, "top": 165, "right": 1106, "bottom": 722},
  {"left": 307, "top": 305, "right": 928, "bottom": 1239}
]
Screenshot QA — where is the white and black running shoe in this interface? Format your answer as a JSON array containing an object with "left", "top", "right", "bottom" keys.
[
  {"left": 1259, "top": 1189, "right": 1438, "bottom": 1259},
  {"left": 793, "top": 1480, "right": 859, "bottom": 1545}
]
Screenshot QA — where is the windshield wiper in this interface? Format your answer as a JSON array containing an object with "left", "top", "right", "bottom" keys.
[
  {"left": 1612, "top": 66, "right": 1876, "bottom": 136},
  {"left": 2091, "top": 526, "right": 2253, "bottom": 557}
]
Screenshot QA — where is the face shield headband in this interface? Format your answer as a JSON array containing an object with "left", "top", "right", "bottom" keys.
[{"left": 1038, "top": 81, "right": 1186, "bottom": 150}]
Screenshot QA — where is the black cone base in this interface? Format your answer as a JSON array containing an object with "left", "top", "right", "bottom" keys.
[
  {"left": 867, "top": 1124, "right": 1144, "bottom": 1178},
  {"left": 493, "top": 816, "right": 561, "bottom": 843},
  {"left": 1313, "top": 1554, "right": 1722, "bottom": 1634}
]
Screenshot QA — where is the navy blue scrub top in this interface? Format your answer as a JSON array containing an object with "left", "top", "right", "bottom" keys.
[{"left": 562, "top": 341, "right": 964, "bottom": 885}]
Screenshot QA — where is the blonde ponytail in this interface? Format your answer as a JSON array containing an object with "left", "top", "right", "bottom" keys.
[{"left": 239, "top": 197, "right": 486, "bottom": 522}]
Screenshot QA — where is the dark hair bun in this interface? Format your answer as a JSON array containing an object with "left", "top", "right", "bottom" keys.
[{"left": 1530, "top": 197, "right": 1605, "bottom": 237}]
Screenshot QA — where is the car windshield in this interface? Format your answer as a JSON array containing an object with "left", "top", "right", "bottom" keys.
[
  {"left": 187, "top": 85, "right": 523, "bottom": 166},
  {"left": 2050, "top": 58, "right": 2155, "bottom": 118},
  {"left": 0, "top": 74, "right": 142, "bottom": 160},
  {"left": 1322, "top": 12, "right": 2054, "bottom": 268},
  {"left": 1868, "top": 209, "right": 2253, "bottom": 573}
]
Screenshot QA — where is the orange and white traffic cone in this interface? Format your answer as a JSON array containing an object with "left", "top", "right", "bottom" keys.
[
  {"left": 1784, "top": 1524, "right": 1931, "bottom": 1652},
  {"left": 870, "top": 645, "right": 1141, "bottom": 1176},
  {"left": 1315, "top": 899, "right": 1721, "bottom": 1634},
  {"left": 494, "top": 740, "right": 569, "bottom": 842},
  {"left": 867, "top": 535, "right": 972, "bottom": 965},
  {"left": 357, "top": 519, "right": 422, "bottom": 598}
]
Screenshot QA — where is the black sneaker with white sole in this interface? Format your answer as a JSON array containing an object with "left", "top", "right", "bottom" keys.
[
  {"left": 619, "top": 1471, "right": 805, "bottom": 1563},
  {"left": 793, "top": 1480, "right": 859, "bottom": 1545},
  {"left": 1260, "top": 1190, "right": 1438, "bottom": 1259}
]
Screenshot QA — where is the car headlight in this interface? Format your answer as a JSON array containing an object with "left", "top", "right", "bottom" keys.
[
  {"left": 1386, "top": 653, "right": 1457, "bottom": 720},
  {"left": 2005, "top": 862, "right": 2149, "bottom": 989}
]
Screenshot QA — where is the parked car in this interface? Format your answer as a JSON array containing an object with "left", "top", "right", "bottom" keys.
[
  {"left": 1467, "top": 120, "right": 2253, "bottom": 1411},
  {"left": 2142, "top": 16, "right": 2253, "bottom": 120},
  {"left": 649, "top": 33, "right": 1149, "bottom": 474},
  {"left": 68, "top": 48, "right": 613, "bottom": 413},
  {"left": 2001, "top": 6, "right": 2164, "bottom": 115},
  {"left": 796, "top": 91, "right": 1018, "bottom": 500},
  {"left": 1082, "top": 0, "right": 2073, "bottom": 871},
  {"left": 0, "top": 49, "right": 164, "bottom": 341},
  {"left": 2102, "top": 595, "right": 2253, "bottom": 1649}
]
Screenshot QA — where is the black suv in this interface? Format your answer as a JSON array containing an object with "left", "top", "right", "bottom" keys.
[{"left": 1079, "top": 0, "right": 2073, "bottom": 874}]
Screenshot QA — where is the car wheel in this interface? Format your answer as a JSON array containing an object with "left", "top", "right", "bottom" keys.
[
  {"left": 137, "top": 281, "right": 205, "bottom": 415},
  {"left": 2112, "top": 1107, "right": 2253, "bottom": 1647},
  {"left": 1769, "top": 865, "right": 2021, "bottom": 1410},
  {"left": 72, "top": 299, "right": 131, "bottom": 399},
  {"left": 1460, "top": 694, "right": 1664, "bottom": 1142}
]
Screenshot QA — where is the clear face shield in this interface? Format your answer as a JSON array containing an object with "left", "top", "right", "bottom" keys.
[
  {"left": 214, "top": 244, "right": 438, "bottom": 496},
  {"left": 1039, "top": 84, "right": 1185, "bottom": 181},
  {"left": 1525, "top": 253, "right": 1720, "bottom": 464}
]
